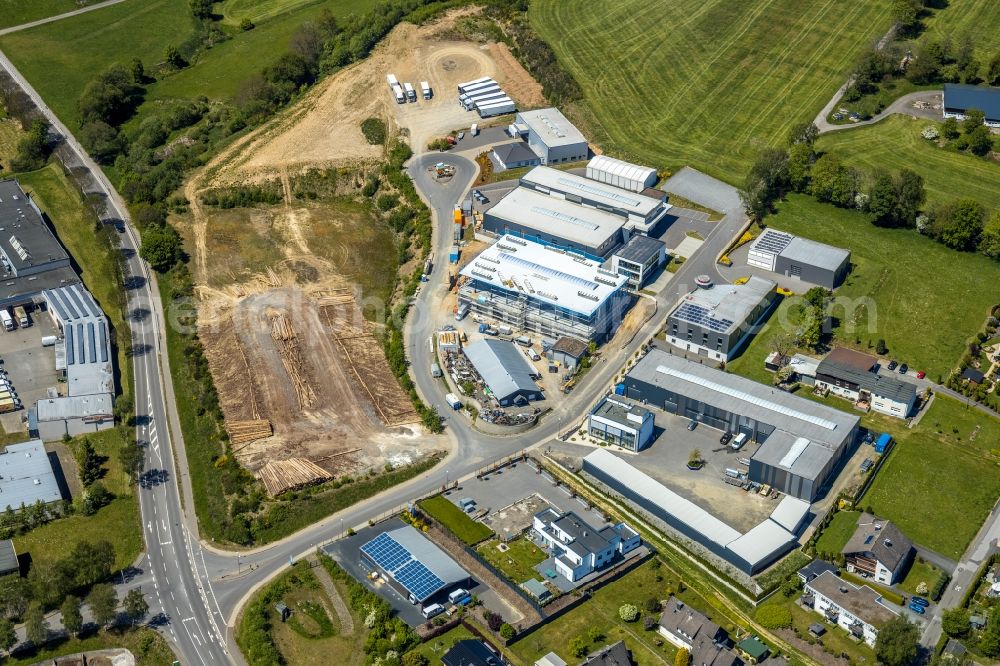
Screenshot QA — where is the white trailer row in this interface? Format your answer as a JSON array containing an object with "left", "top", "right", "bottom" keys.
[
  {"left": 457, "top": 76, "right": 492, "bottom": 93},
  {"left": 477, "top": 98, "right": 516, "bottom": 117},
  {"left": 456, "top": 76, "right": 516, "bottom": 117}
]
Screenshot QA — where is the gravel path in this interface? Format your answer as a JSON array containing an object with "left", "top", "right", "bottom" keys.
[{"left": 310, "top": 557, "right": 355, "bottom": 635}]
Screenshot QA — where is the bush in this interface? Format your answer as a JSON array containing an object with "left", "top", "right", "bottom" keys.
[
  {"left": 485, "top": 610, "right": 503, "bottom": 631},
  {"left": 619, "top": 604, "right": 639, "bottom": 622},
  {"left": 361, "top": 117, "right": 387, "bottom": 145},
  {"left": 644, "top": 596, "right": 661, "bottom": 613},
  {"left": 754, "top": 604, "right": 792, "bottom": 630},
  {"left": 499, "top": 623, "right": 514, "bottom": 640}
]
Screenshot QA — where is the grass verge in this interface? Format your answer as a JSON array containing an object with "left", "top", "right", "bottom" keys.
[
  {"left": 418, "top": 495, "right": 494, "bottom": 545},
  {"left": 813, "top": 511, "right": 861, "bottom": 558},
  {"left": 476, "top": 537, "right": 547, "bottom": 584},
  {"left": 7, "top": 627, "right": 175, "bottom": 666}
]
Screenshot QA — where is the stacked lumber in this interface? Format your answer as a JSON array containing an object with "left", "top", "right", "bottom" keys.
[
  {"left": 226, "top": 419, "right": 273, "bottom": 446},
  {"left": 270, "top": 313, "right": 294, "bottom": 341},
  {"left": 256, "top": 458, "right": 333, "bottom": 497}
]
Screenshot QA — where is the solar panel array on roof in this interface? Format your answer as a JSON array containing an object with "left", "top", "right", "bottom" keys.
[
  {"left": 360, "top": 527, "right": 466, "bottom": 603},
  {"left": 753, "top": 229, "right": 794, "bottom": 255},
  {"left": 673, "top": 301, "right": 734, "bottom": 333},
  {"left": 394, "top": 560, "right": 444, "bottom": 601}
]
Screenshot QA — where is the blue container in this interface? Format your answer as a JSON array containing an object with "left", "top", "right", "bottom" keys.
[
  {"left": 614, "top": 383, "right": 625, "bottom": 395},
  {"left": 875, "top": 432, "right": 891, "bottom": 453}
]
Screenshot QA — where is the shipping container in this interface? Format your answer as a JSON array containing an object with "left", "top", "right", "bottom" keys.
[
  {"left": 875, "top": 432, "right": 891, "bottom": 453},
  {"left": 420, "top": 81, "right": 432, "bottom": 99},
  {"left": 403, "top": 82, "right": 416, "bottom": 102},
  {"left": 445, "top": 393, "right": 463, "bottom": 410}
]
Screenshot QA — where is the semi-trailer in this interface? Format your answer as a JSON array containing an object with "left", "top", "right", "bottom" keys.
[
  {"left": 403, "top": 82, "right": 416, "bottom": 102},
  {"left": 386, "top": 73, "right": 399, "bottom": 87},
  {"left": 0, "top": 310, "right": 12, "bottom": 331},
  {"left": 420, "top": 81, "right": 432, "bottom": 99},
  {"left": 391, "top": 84, "right": 405, "bottom": 104},
  {"left": 457, "top": 76, "right": 491, "bottom": 93},
  {"left": 477, "top": 99, "right": 516, "bottom": 117}
]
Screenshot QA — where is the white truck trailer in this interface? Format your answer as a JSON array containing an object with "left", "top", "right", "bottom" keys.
[
  {"left": 403, "top": 82, "right": 416, "bottom": 102},
  {"left": 0, "top": 310, "right": 12, "bottom": 331},
  {"left": 420, "top": 81, "right": 432, "bottom": 99},
  {"left": 477, "top": 98, "right": 515, "bottom": 118},
  {"left": 445, "top": 393, "right": 462, "bottom": 410},
  {"left": 386, "top": 73, "right": 399, "bottom": 88},
  {"left": 391, "top": 83, "right": 405, "bottom": 104}
]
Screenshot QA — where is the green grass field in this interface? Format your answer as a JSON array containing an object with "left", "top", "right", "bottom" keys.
[
  {"left": 758, "top": 194, "right": 1000, "bottom": 377},
  {"left": 862, "top": 395, "right": 1000, "bottom": 559},
  {"left": 0, "top": 0, "right": 84, "bottom": 29},
  {"left": 477, "top": 537, "right": 547, "bottom": 584},
  {"left": 529, "top": 0, "right": 894, "bottom": 183},
  {"left": 922, "top": 0, "right": 1000, "bottom": 64},
  {"left": 418, "top": 496, "right": 494, "bottom": 545},
  {"left": 813, "top": 511, "right": 861, "bottom": 557},
  {"left": 899, "top": 558, "right": 943, "bottom": 596},
  {"left": 219, "top": 0, "right": 327, "bottom": 26},
  {"left": 816, "top": 116, "right": 1000, "bottom": 210}
]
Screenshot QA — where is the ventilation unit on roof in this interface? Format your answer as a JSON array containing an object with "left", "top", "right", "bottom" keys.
[
  {"left": 497, "top": 243, "right": 518, "bottom": 252},
  {"left": 577, "top": 291, "right": 599, "bottom": 302},
  {"left": 595, "top": 275, "right": 619, "bottom": 287},
  {"left": 471, "top": 270, "right": 494, "bottom": 280},
  {"left": 537, "top": 291, "right": 557, "bottom": 301},
  {"left": 507, "top": 236, "right": 526, "bottom": 246}
]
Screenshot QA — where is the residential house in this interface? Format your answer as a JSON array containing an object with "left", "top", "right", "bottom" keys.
[
  {"left": 442, "top": 640, "right": 504, "bottom": 666},
  {"left": 797, "top": 559, "right": 839, "bottom": 584},
  {"left": 532, "top": 508, "right": 640, "bottom": 582},
  {"left": 658, "top": 598, "right": 742, "bottom": 666},
  {"left": 579, "top": 641, "right": 635, "bottom": 666},
  {"left": 803, "top": 571, "right": 899, "bottom": 647},
  {"left": 841, "top": 513, "right": 914, "bottom": 585}
]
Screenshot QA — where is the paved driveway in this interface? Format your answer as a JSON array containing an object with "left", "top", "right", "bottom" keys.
[{"left": 664, "top": 167, "right": 742, "bottom": 214}]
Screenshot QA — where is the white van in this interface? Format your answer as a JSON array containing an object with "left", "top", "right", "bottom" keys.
[
  {"left": 448, "top": 588, "right": 470, "bottom": 604},
  {"left": 421, "top": 603, "right": 445, "bottom": 619},
  {"left": 730, "top": 432, "right": 748, "bottom": 450}
]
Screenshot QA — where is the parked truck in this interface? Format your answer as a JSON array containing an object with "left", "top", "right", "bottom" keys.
[
  {"left": 431, "top": 362, "right": 442, "bottom": 378},
  {"left": 386, "top": 73, "right": 399, "bottom": 88},
  {"left": 403, "top": 82, "right": 416, "bottom": 102},
  {"left": 445, "top": 393, "right": 462, "bottom": 410},
  {"left": 391, "top": 83, "right": 405, "bottom": 104},
  {"left": 449, "top": 244, "right": 460, "bottom": 263},
  {"left": 0, "top": 310, "right": 12, "bottom": 332},
  {"left": 420, "top": 81, "right": 431, "bottom": 99},
  {"left": 13, "top": 306, "right": 28, "bottom": 327},
  {"left": 470, "top": 123, "right": 479, "bottom": 136}
]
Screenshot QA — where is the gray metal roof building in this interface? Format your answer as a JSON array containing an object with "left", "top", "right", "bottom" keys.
[
  {"left": 0, "top": 539, "right": 17, "bottom": 576},
  {"left": 463, "top": 339, "right": 542, "bottom": 406},
  {"left": 0, "top": 440, "right": 62, "bottom": 511},
  {"left": 611, "top": 234, "right": 667, "bottom": 289},
  {"left": 747, "top": 229, "right": 850, "bottom": 289},
  {"left": 943, "top": 83, "right": 1000, "bottom": 125},
  {"left": 492, "top": 142, "right": 541, "bottom": 170},
  {"left": 359, "top": 525, "right": 469, "bottom": 604},
  {"left": 624, "top": 351, "right": 859, "bottom": 501},
  {"left": 43, "top": 284, "right": 114, "bottom": 398},
  {"left": 816, "top": 360, "right": 917, "bottom": 405},
  {"left": 511, "top": 108, "right": 588, "bottom": 165},
  {"left": 0, "top": 180, "right": 79, "bottom": 306}
]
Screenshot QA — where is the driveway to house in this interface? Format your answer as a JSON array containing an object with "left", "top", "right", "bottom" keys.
[{"left": 816, "top": 91, "right": 944, "bottom": 134}]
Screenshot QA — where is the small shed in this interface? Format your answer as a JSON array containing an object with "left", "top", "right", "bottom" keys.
[
  {"left": 547, "top": 336, "right": 589, "bottom": 372},
  {"left": 0, "top": 540, "right": 18, "bottom": 576},
  {"left": 808, "top": 623, "right": 826, "bottom": 637},
  {"left": 275, "top": 602, "right": 291, "bottom": 622},
  {"left": 737, "top": 635, "right": 771, "bottom": 663},
  {"left": 521, "top": 578, "right": 552, "bottom": 601},
  {"left": 970, "top": 615, "right": 987, "bottom": 630}
]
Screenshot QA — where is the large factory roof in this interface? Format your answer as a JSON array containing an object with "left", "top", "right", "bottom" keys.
[
  {"left": 0, "top": 440, "right": 62, "bottom": 511},
  {"left": 521, "top": 166, "right": 665, "bottom": 219},
  {"left": 486, "top": 187, "right": 625, "bottom": 250},
  {"left": 43, "top": 284, "right": 114, "bottom": 397},
  {"left": 0, "top": 180, "right": 70, "bottom": 275},
  {"left": 668, "top": 277, "right": 776, "bottom": 336},
  {"left": 460, "top": 235, "right": 628, "bottom": 315},
  {"left": 629, "top": 351, "right": 858, "bottom": 448},
  {"left": 463, "top": 339, "right": 540, "bottom": 402},
  {"left": 360, "top": 526, "right": 468, "bottom": 603},
  {"left": 515, "top": 108, "right": 587, "bottom": 148}
]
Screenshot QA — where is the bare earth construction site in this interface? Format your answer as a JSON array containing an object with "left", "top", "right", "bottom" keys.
[{"left": 180, "top": 11, "right": 542, "bottom": 494}]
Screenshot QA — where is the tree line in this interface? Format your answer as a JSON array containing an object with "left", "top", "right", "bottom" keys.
[{"left": 740, "top": 122, "right": 999, "bottom": 260}]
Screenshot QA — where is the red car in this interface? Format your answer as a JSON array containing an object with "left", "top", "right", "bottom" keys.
[{"left": 916, "top": 371, "right": 926, "bottom": 379}]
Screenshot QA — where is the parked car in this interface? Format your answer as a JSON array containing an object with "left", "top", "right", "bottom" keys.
[
  {"left": 687, "top": 420, "right": 697, "bottom": 431},
  {"left": 899, "top": 363, "right": 909, "bottom": 374},
  {"left": 457, "top": 131, "right": 465, "bottom": 140},
  {"left": 720, "top": 431, "right": 733, "bottom": 445},
  {"left": 887, "top": 360, "right": 898, "bottom": 371},
  {"left": 910, "top": 596, "right": 929, "bottom": 607},
  {"left": 908, "top": 602, "right": 926, "bottom": 614},
  {"left": 916, "top": 371, "right": 926, "bottom": 379}
]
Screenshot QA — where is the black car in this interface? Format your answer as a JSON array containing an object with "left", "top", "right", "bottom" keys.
[
  {"left": 887, "top": 360, "right": 898, "bottom": 371},
  {"left": 898, "top": 363, "right": 908, "bottom": 374},
  {"left": 720, "top": 431, "right": 733, "bottom": 445},
  {"left": 687, "top": 420, "right": 697, "bottom": 431}
]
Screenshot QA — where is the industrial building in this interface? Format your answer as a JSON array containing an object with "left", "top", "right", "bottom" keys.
[
  {"left": 815, "top": 350, "right": 917, "bottom": 419},
  {"left": 622, "top": 351, "right": 859, "bottom": 501},
  {"left": 747, "top": 229, "right": 851, "bottom": 289},
  {"left": 610, "top": 234, "right": 666, "bottom": 289},
  {"left": 803, "top": 571, "right": 899, "bottom": 647},
  {"left": 509, "top": 108, "right": 588, "bottom": 165},
  {"left": 943, "top": 83, "right": 1000, "bottom": 127},
  {"left": 841, "top": 513, "right": 914, "bottom": 585},
  {"left": 463, "top": 338, "right": 542, "bottom": 406},
  {"left": 583, "top": 448, "right": 810, "bottom": 574},
  {"left": 0, "top": 440, "right": 62, "bottom": 512},
  {"left": 29, "top": 284, "right": 115, "bottom": 440},
  {"left": 0, "top": 540, "right": 17, "bottom": 576},
  {"left": 531, "top": 507, "right": 641, "bottom": 582},
  {"left": 0, "top": 179, "right": 80, "bottom": 308},
  {"left": 586, "top": 155, "right": 659, "bottom": 193},
  {"left": 519, "top": 166, "right": 671, "bottom": 234},
  {"left": 458, "top": 235, "right": 631, "bottom": 343},
  {"left": 665, "top": 276, "right": 778, "bottom": 363},
  {"left": 587, "top": 395, "right": 655, "bottom": 451},
  {"left": 359, "top": 525, "right": 470, "bottom": 605},
  {"left": 481, "top": 186, "right": 626, "bottom": 260},
  {"left": 546, "top": 335, "right": 588, "bottom": 372}
]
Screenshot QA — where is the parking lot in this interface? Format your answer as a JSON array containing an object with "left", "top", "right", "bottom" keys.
[
  {"left": 549, "top": 409, "right": 780, "bottom": 532},
  {"left": 0, "top": 305, "right": 61, "bottom": 434}
]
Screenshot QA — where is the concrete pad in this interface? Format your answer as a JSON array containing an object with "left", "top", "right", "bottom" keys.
[{"left": 672, "top": 236, "right": 704, "bottom": 259}]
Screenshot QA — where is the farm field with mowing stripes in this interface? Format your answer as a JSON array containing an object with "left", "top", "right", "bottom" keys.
[
  {"left": 817, "top": 116, "right": 1000, "bottom": 211},
  {"left": 922, "top": 0, "right": 1000, "bottom": 63},
  {"left": 529, "top": 0, "right": 895, "bottom": 184},
  {"left": 0, "top": 0, "right": 84, "bottom": 29}
]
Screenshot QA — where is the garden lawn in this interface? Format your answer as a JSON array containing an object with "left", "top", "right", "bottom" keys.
[
  {"left": 763, "top": 194, "right": 1000, "bottom": 378},
  {"left": 418, "top": 496, "right": 494, "bottom": 545},
  {"left": 862, "top": 395, "right": 1000, "bottom": 559},
  {"left": 899, "top": 559, "right": 942, "bottom": 596},
  {"left": 476, "top": 537, "right": 547, "bottom": 584},
  {"left": 529, "top": 0, "right": 894, "bottom": 184},
  {"left": 403, "top": 625, "right": 478, "bottom": 663},
  {"left": 6, "top": 627, "right": 176, "bottom": 666},
  {"left": 508, "top": 560, "right": 680, "bottom": 666},
  {"left": 219, "top": 0, "right": 336, "bottom": 27},
  {"left": 816, "top": 116, "right": 1000, "bottom": 211},
  {"left": 813, "top": 511, "right": 861, "bottom": 558},
  {"left": 0, "top": 0, "right": 82, "bottom": 29},
  {"left": 781, "top": 598, "right": 876, "bottom": 664}
]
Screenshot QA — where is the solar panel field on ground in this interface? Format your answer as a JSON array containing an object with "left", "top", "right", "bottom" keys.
[{"left": 529, "top": 0, "right": 894, "bottom": 184}]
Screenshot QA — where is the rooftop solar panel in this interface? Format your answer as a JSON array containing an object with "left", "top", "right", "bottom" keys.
[
  {"left": 753, "top": 229, "right": 794, "bottom": 255},
  {"left": 395, "top": 560, "right": 445, "bottom": 600},
  {"left": 673, "top": 302, "right": 735, "bottom": 333}
]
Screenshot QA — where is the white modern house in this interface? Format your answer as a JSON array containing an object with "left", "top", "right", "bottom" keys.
[
  {"left": 532, "top": 508, "right": 640, "bottom": 582},
  {"left": 587, "top": 395, "right": 655, "bottom": 451},
  {"left": 803, "top": 571, "right": 899, "bottom": 647}
]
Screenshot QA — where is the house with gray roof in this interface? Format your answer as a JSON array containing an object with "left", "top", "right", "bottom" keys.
[
  {"left": 658, "top": 598, "right": 742, "bottom": 666},
  {"left": 943, "top": 83, "right": 1000, "bottom": 127},
  {"left": 492, "top": 142, "right": 541, "bottom": 170},
  {"left": 816, "top": 355, "right": 917, "bottom": 419},
  {"left": 610, "top": 234, "right": 666, "bottom": 289},
  {"left": 587, "top": 395, "right": 655, "bottom": 451},
  {"left": 842, "top": 513, "right": 914, "bottom": 585},
  {"left": 463, "top": 339, "right": 542, "bottom": 406},
  {"left": 803, "top": 571, "right": 898, "bottom": 646},
  {"left": 531, "top": 508, "right": 640, "bottom": 582},
  {"left": 579, "top": 641, "right": 635, "bottom": 666},
  {"left": 665, "top": 277, "right": 779, "bottom": 362},
  {"left": 0, "top": 440, "right": 62, "bottom": 512}
]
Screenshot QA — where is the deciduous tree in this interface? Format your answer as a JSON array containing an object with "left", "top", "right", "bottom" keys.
[
  {"left": 61, "top": 595, "right": 83, "bottom": 637},
  {"left": 88, "top": 583, "right": 118, "bottom": 628},
  {"left": 123, "top": 589, "right": 149, "bottom": 626},
  {"left": 24, "top": 602, "right": 48, "bottom": 647},
  {"left": 875, "top": 616, "right": 919, "bottom": 666}
]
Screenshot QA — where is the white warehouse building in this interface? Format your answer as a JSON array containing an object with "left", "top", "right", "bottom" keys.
[
  {"left": 586, "top": 155, "right": 658, "bottom": 193},
  {"left": 510, "top": 108, "right": 588, "bottom": 165}
]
